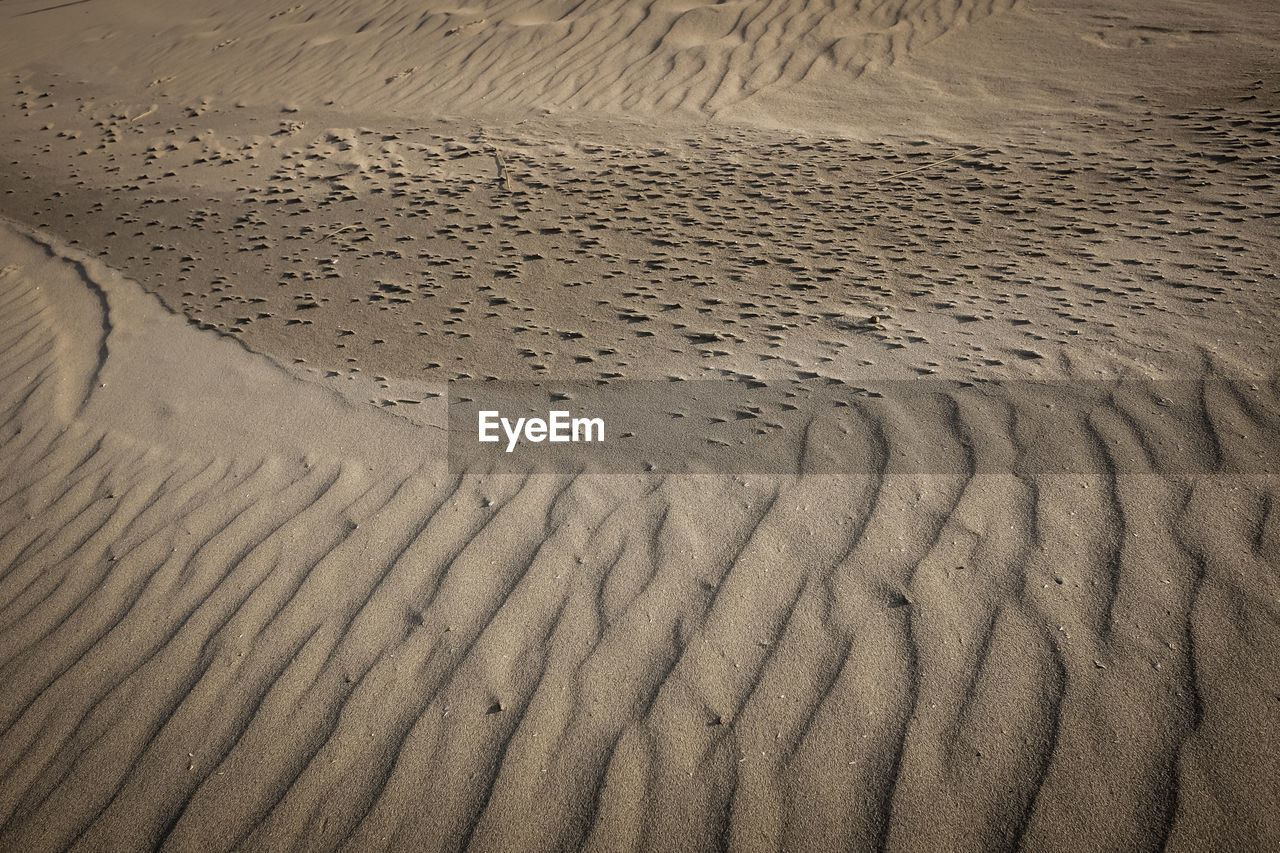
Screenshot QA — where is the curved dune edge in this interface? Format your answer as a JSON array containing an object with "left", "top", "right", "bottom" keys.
[
  {"left": 0, "top": 223, "right": 1278, "bottom": 850},
  {"left": 0, "top": 218, "right": 441, "bottom": 476}
]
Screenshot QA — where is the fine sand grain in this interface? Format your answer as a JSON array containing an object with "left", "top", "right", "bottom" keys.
[{"left": 1, "top": 0, "right": 1278, "bottom": 850}]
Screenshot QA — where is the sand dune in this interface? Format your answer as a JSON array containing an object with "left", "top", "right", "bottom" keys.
[
  {"left": 2, "top": 0, "right": 1279, "bottom": 850},
  {"left": 3, "top": 0, "right": 1021, "bottom": 119}
]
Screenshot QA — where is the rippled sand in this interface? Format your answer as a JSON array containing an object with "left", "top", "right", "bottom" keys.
[{"left": 2, "top": 1, "right": 1278, "bottom": 850}]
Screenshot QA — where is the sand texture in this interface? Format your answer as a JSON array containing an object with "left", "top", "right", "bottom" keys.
[{"left": 1, "top": 0, "right": 1279, "bottom": 850}]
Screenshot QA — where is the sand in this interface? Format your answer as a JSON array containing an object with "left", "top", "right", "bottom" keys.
[{"left": 1, "top": 0, "right": 1278, "bottom": 850}]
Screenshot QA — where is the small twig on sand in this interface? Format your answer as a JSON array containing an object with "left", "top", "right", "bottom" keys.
[
  {"left": 445, "top": 18, "right": 486, "bottom": 36},
  {"left": 475, "top": 128, "right": 513, "bottom": 192},
  {"left": 493, "top": 149, "right": 513, "bottom": 192},
  {"left": 316, "top": 224, "right": 359, "bottom": 242},
  {"left": 873, "top": 147, "right": 986, "bottom": 183},
  {"left": 130, "top": 105, "right": 157, "bottom": 122}
]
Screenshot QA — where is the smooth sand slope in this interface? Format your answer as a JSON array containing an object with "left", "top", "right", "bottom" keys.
[{"left": 1, "top": 0, "right": 1279, "bottom": 850}]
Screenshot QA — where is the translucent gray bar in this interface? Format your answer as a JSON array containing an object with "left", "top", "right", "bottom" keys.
[{"left": 446, "top": 379, "right": 1280, "bottom": 475}]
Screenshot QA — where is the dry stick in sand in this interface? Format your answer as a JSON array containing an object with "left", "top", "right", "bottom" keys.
[
  {"left": 492, "top": 149, "right": 513, "bottom": 192},
  {"left": 317, "top": 224, "right": 359, "bottom": 243},
  {"left": 445, "top": 18, "right": 486, "bottom": 36},
  {"left": 873, "top": 147, "right": 987, "bottom": 183},
  {"left": 130, "top": 105, "right": 157, "bottom": 122},
  {"left": 473, "top": 129, "right": 512, "bottom": 191}
]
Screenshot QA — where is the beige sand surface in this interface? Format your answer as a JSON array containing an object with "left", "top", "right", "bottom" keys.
[{"left": 1, "top": 0, "right": 1278, "bottom": 850}]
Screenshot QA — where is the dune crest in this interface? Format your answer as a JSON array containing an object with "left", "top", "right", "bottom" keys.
[{"left": 0, "top": 220, "right": 436, "bottom": 473}]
